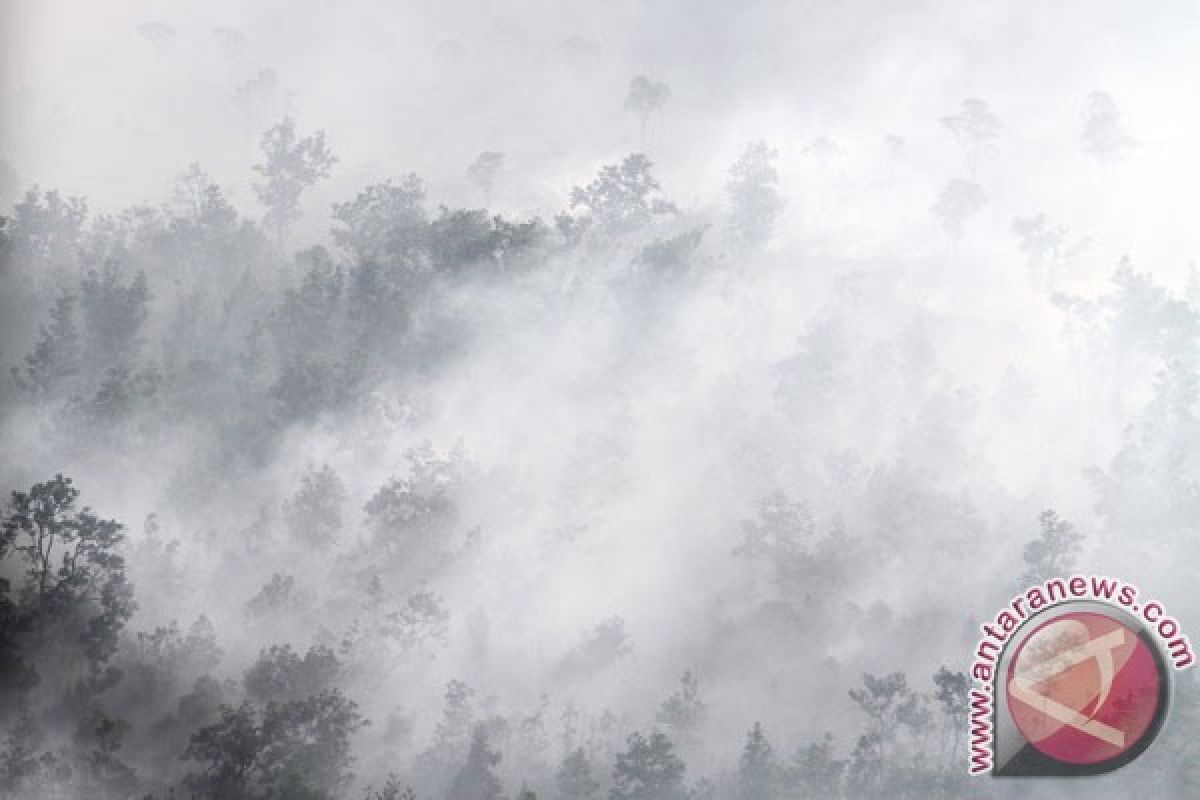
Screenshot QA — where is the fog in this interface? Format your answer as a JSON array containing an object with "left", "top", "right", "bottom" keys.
[{"left": 1, "top": 2, "right": 1198, "bottom": 799}]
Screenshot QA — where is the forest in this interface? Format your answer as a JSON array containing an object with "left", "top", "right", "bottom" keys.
[{"left": 2, "top": 3, "right": 1199, "bottom": 799}]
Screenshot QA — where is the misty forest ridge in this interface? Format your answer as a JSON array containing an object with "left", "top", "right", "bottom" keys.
[{"left": 1, "top": 2, "right": 1199, "bottom": 799}]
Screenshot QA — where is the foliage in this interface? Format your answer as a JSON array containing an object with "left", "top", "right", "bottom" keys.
[
  {"left": 565, "top": 155, "right": 676, "bottom": 244},
  {"left": 0, "top": 475, "right": 135, "bottom": 687},
  {"left": 182, "top": 689, "right": 365, "bottom": 800},
  {"left": 609, "top": 732, "right": 685, "bottom": 800},
  {"left": 726, "top": 142, "right": 784, "bottom": 251},
  {"left": 1020, "top": 510, "right": 1084, "bottom": 585},
  {"left": 253, "top": 117, "right": 337, "bottom": 243}
]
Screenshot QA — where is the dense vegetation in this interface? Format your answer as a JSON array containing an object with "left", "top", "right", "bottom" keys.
[{"left": 1, "top": 89, "right": 1198, "bottom": 800}]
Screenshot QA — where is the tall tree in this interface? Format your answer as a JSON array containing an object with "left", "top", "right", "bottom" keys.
[
  {"left": 847, "top": 672, "right": 913, "bottom": 786},
  {"left": 609, "top": 732, "right": 685, "bottom": 800},
  {"left": 446, "top": 725, "right": 503, "bottom": 800},
  {"left": 417, "top": 679, "right": 476, "bottom": 784},
  {"left": 1021, "top": 509, "right": 1084, "bottom": 585},
  {"left": 0, "top": 475, "right": 134, "bottom": 689},
  {"left": 1082, "top": 91, "right": 1137, "bottom": 163},
  {"left": 557, "top": 747, "right": 599, "bottom": 800},
  {"left": 12, "top": 289, "right": 79, "bottom": 396},
  {"left": 467, "top": 152, "right": 505, "bottom": 207},
  {"left": 655, "top": 671, "right": 706, "bottom": 747},
  {"left": 623, "top": 76, "right": 671, "bottom": 149},
  {"left": 253, "top": 117, "right": 337, "bottom": 245},
  {"left": 940, "top": 98, "right": 1001, "bottom": 177},
  {"left": 282, "top": 465, "right": 347, "bottom": 547},
  {"left": 78, "top": 262, "right": 151, "bottom": 370},
  {"left": 735, "top": 723, "right": 779, "bottom": 800},
  {"left": 726, "top": 141, "right": 784, "bottom": 251},
  {"left": 331, "top": 176, "right": 427, "bottom": 268},
  {"left": 930, "top": 179, "right": 985, "bottom": 242},
  {"left": 789, "top": 733, "right": 843, "bottom": 800},
  {"left": 931, "top": 668, "right": 968, "bottom": 767},
  {"left": 564, "top": 155, "right": 676, "bottom": 245},
  {"left": 182, "top": 690, "right": 364, "bottom": 800}
]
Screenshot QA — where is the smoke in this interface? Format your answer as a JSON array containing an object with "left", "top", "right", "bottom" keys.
[{"left": 1, "top": 2, "right": 1198, "bottom": 799}]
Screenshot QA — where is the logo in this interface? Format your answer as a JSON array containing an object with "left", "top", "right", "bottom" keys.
[{"left": 966, "top": 576, "right": 1192, "bottom": 777}]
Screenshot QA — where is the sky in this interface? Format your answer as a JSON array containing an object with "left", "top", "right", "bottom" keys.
[{"left": 3, "top": 0, "right": 1199, "bottom": 284}]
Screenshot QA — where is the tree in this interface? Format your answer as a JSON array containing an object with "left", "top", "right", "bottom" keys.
[
  {"left": 789, "top": 733, "right": 843, "bottom": 800},
  {"left": 1082, "top": 91, "right": 1137, "bottom": 163},
  {"left": 365, "top": 776, "right": 418, "bottom": 800},
  {"left": 0, "top": 475, "right": 135, "bottom": 688},
  {"left": 1012, "top": 213, "right": 1067, "bottom": 268},
  {"left": 930, "top": 179, "right": 985, "bottom": 242},
  {"left": 257, "top": 690, "right": 365, "bottom": 797},
  {"left": 565, "top": 155, "right": 676, "bottom": 244},
  {"left": 1021, "top": 509, "right": 1084, "bottom": 585},
  {"left": 343, "top": 579, "right": 450, "bottom": 659},
  {"left": 78, "top": 261, "right": 151, "bottom": 370},
  {"left": 735, "top": 723, "right": 779, "bottom": 800},
  {"left": 940, "top": 98, "right": 1000, "bottom": 176},
  {"left": 417, "top": 680, "right": 476, "bottom": 782},
  {"left": 126, "top": 615, "right": 223, "bottom": 707},
  {"left": 609, "top": 732, "right": 685, "bottom": 800},
  {"left": 73, "top": 708, "right": 138, "bottom": 799},
  {"left": 182, "top": 690, "right": 365, "bottom": 800},
  {"left": 557, "top": 747, "right": 599, "bottom": 800},
  {"left": 253, "top": 117, "right": 337, "bottom": 245},
  {"left": 635, "top": 227, "right": 707, "bottom": 278},
  {"left": 429, "top": 208, "right": 497, "bottom": 273},
  {"left": 446, "top": 725, "right": 503, "bottom": 800},
  {"left": 181, "top": 702, "right": 261, "bottom": 799},
  {"left": 655, "top": 671, "right": 706, "bottom": 747},
  {"left": 331, "top": 177, "right": 427, "bottom": 268},
  {"left": 931, "top": 668, "right": 968, "bottom": 767},
  {"left": 12, "top": 289, "right": 79, "bottom": 395},
  {"left": 624, "top": 76, "right": 671, "bottom": 149},
  {"left": 363, "top": 445, "right": 473, "bottom": 566},
  {"left": 282, "top": 465, "right": 347, "bottom": 546},
  {"left": 7, "top": 186, "right": 88, "bottom": 270},
  {"left": 0, "top": 700, "right": 51, "bottom": 795},
  {"left": 270, "top": 246, "right": 346, "bottom": 364},
  {"left": 556, "top": 617, "right": 632, "bottom": 680},
  {"left": 173, "top": 163, "right": 228, "bottom": 221},
  {"left": 726, "top": 142, "right": 784, "bottom": 251},
  {"left": 467, "top": 152, "right": 505, "bottom": 207},
  {"left": 733, "top": 492, "right": 855, "bottom": 604},
  {"left": 243, "top": 643, "right": 341, "bottom": 704},
  {"left": 847, "top": 672, "right": 913, "bottom": 785},
  {"left": 162, "top": 163, "right": 255, "bottom": 281},
  {"left": 246, "top": 573, "right": 305, "bottom": 618}
]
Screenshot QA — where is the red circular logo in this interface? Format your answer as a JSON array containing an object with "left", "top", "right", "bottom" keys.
[{"left": 1006, "top": 611, "right": 1162, "bottom": 765}]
